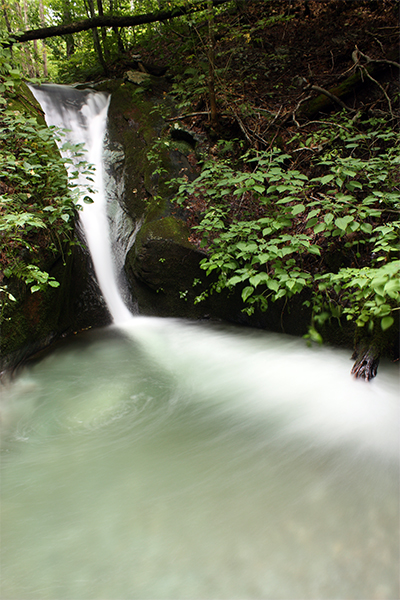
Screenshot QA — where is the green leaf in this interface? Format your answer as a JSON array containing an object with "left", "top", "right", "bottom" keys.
[
  {"left": 314, "top": 222, "right": 326, "bottom": 234},
  {"left": 236, "top": 242, "right": 258, "bottom": 253},
  {"left": 307, "top": 327, "right": 323, "bottom": 344},
  {"left": 228, "top": 275, "right": 245, "bottom": 286},
  {"left": 249, "top": 272, "right": 269, "bottom": 287},
  {"left": 345, "top": 181, "right": 363, "bottom": 191},
  {"left": 319, "top": 174, "right": 335, "bottom": 185},
  {"left": 266, "top": 279, "right": 279, "bottom": 292},
  {"left": 292, "top": 204, "right": 305, "bottom": 216},
  {"left": 306, "top": 217, "right": 318, "bottom": 228},
  {"left": 360, "top": 223, "right": 373, "bottom": 234},
  {"left": 241, "top": 286, "right": 254, "bottom": 302},
  {"left": 381, "top": 316, "right": 394, "bottom": 331},
  {"left": 324, "top": 213, "right": 334, "bottom": 226},
  {"left": 384, "top": 279, "right": 400, "bottom": 297},
  {"left": 335, "top": 216, "right": 354, "bottom": 231}
]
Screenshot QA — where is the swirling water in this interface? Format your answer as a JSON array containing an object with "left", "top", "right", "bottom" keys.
[{"left": 1, "top": 318, "right": 399, "bottom": 600}]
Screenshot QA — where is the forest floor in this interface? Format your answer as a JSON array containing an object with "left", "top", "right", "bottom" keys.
[{"left": 114, "top": 0, "right": 399, "bottom": 151}]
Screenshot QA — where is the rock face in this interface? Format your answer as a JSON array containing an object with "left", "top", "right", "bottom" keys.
[
  {"left": 102, "top": 75, "right": 398, "bottom": 374},
  {"left": 0, "top": 233, "right": 111, "bottom": 374},
  {"left": 96, "top": 76, "right": 218, "bottom": 320},
  {"left": 100, "top": 76, "right": 314, "bottom": 335}
]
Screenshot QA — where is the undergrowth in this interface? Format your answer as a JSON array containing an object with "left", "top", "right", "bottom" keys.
[{"left": 173, "top": 114, "right": 400, "bottom": 340}]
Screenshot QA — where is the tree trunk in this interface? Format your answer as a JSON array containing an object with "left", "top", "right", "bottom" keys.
[
  {"left": 62, "top": 0, "right": 75, "bottom": 58},
  {"left": 18, "top": 0, "right": 35, "bottom": 76},
  {"left": 96, "top": 0, "right": 109, "bottom": 59},
  {"left": 207, "top": 0, "right": 218, "bottom": 127},
  {"left": 109, "top": 0, "right": 125, "bottom": 52},
  {"left": 351, "top": 343, "right": 380, "bottom": 381},
  {"left": 85, "top": 0, "right": 108, "bottom": 75},
  {"left": 33, "top": 39, "right": 40, "bottom": 76},
  {"left": 1, "top": 0, "right": 12, "bottom": 33},
  {"left": 297, "top": 50, "right": 399, "bottom": 120},
  {"left": 39, "top": 0, "right": 48, "bottom": 77}
]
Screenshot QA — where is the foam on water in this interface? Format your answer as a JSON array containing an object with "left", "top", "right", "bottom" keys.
[{"left": 120, "top": 317, "right": 399, "bottom": 460}]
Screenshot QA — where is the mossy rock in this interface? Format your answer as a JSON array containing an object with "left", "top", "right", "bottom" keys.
[
  {"left": 1, "top": 243, "right": 111, "bottom": 373},
  {"left": 99, "top": 78, "right": 195, "bottom": 222}
]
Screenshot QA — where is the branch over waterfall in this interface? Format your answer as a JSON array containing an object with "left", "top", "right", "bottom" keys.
[{"left": 6, "top": 0, "right": 231, "bottom": 45}]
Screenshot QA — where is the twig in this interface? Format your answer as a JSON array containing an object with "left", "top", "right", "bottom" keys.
[
  {"left": 166, "top": 111, "right": 210, "bottom": 121},
  {"left": 360, "top": 67, "right": 394, "bottom": 118},
  {"left": 365, "top": 31, "right": 384, "bottom": 53},
  {"left": 299, "top": 119, "right": 351, "bottom": 131},
  {"left": 351, "top": 47, "right": 396, "bottom": 119},
  {"left": 232, "top": 110, "right": 255, "bottom": 145},
  {"left": 291, "top": 93, "right": 313, "bottom": 127},
  {"left": 355, "top": 46, "right": 400, "bottom": 69},
  {"left": 292, "top": 147, "right": 315, "bottom": 152}
]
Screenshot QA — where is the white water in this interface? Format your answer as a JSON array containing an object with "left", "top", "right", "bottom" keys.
[
  {"left": 30, "top": 84, "right": 133, "bottom": 325},
  {"left": 1, "top": 321, "right": 399, "bottom": 599}
]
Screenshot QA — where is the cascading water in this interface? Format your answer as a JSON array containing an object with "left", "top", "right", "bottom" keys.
[
  {"left": 29, "top": 84, "right": 133, "bottom": 325},
  {"left": 1, "top": 85, "right": 399, "bottom": 600}
]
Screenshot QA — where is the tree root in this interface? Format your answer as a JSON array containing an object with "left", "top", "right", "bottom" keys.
[{"left": 351, "top": 344, "right": 380, "bottom": 381}]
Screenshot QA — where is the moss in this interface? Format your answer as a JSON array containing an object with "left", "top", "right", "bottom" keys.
[
  {"left": 135, "top": 216, "right": 193, "bottom": 250},
  {"left": 7, "top": 82, "right": 47, "bottom": 126}
]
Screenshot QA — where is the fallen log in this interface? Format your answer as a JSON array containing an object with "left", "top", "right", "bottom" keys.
[
  {"left": 5, "top": 0, "right": 231, "bottom": 45},
  {"left": 297, "top": 50, "right": 399, "bottom": 120}
]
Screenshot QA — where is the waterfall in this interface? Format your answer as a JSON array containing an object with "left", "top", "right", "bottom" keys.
[{"left": 30, "top": 84, "right": 133, "bottom": 325}]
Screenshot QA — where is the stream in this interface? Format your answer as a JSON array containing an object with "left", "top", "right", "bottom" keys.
[{"left": 1, "top": 319, "right": 399, "bottom": 599}]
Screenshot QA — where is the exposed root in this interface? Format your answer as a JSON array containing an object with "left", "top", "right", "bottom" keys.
[{"left": 351, "top": 345, "right": 380, "bottom": 381}]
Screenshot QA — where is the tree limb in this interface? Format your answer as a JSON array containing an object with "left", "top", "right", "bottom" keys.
[{"left": 7, "top": 0, "right": 231, "bottom": 45}]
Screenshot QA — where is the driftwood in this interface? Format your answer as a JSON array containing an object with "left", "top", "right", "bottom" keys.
[{"left": 6, "top": 0, "right": 231, "bottom": 45}]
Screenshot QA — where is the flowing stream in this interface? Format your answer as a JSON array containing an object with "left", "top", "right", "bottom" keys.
[{"left": 1, "top": 86, "right": 399, "bottom": 600}]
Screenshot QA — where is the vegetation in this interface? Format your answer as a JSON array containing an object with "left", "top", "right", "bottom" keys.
[
  {"left": 173, "top": 116, "right": 400, "bottom": 342},
  {"left": 0, "top": 38, "right": 93, "bottom": 314}
]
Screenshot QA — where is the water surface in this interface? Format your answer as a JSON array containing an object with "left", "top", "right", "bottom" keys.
[{"left": 1, "top": 319, "right": 399, "bottom": 599}]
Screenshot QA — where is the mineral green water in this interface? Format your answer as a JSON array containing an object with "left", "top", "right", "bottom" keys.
[{"left": 1, "top": 319, "right": 399, "bottom": 599}]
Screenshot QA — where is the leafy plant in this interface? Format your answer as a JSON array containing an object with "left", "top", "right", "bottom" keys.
[
  {"left": 173, "top": 115, "right": 399, "bottom": 336},
  {"left": 0, "top": 38, "right": 93, "bottom": 313}
]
